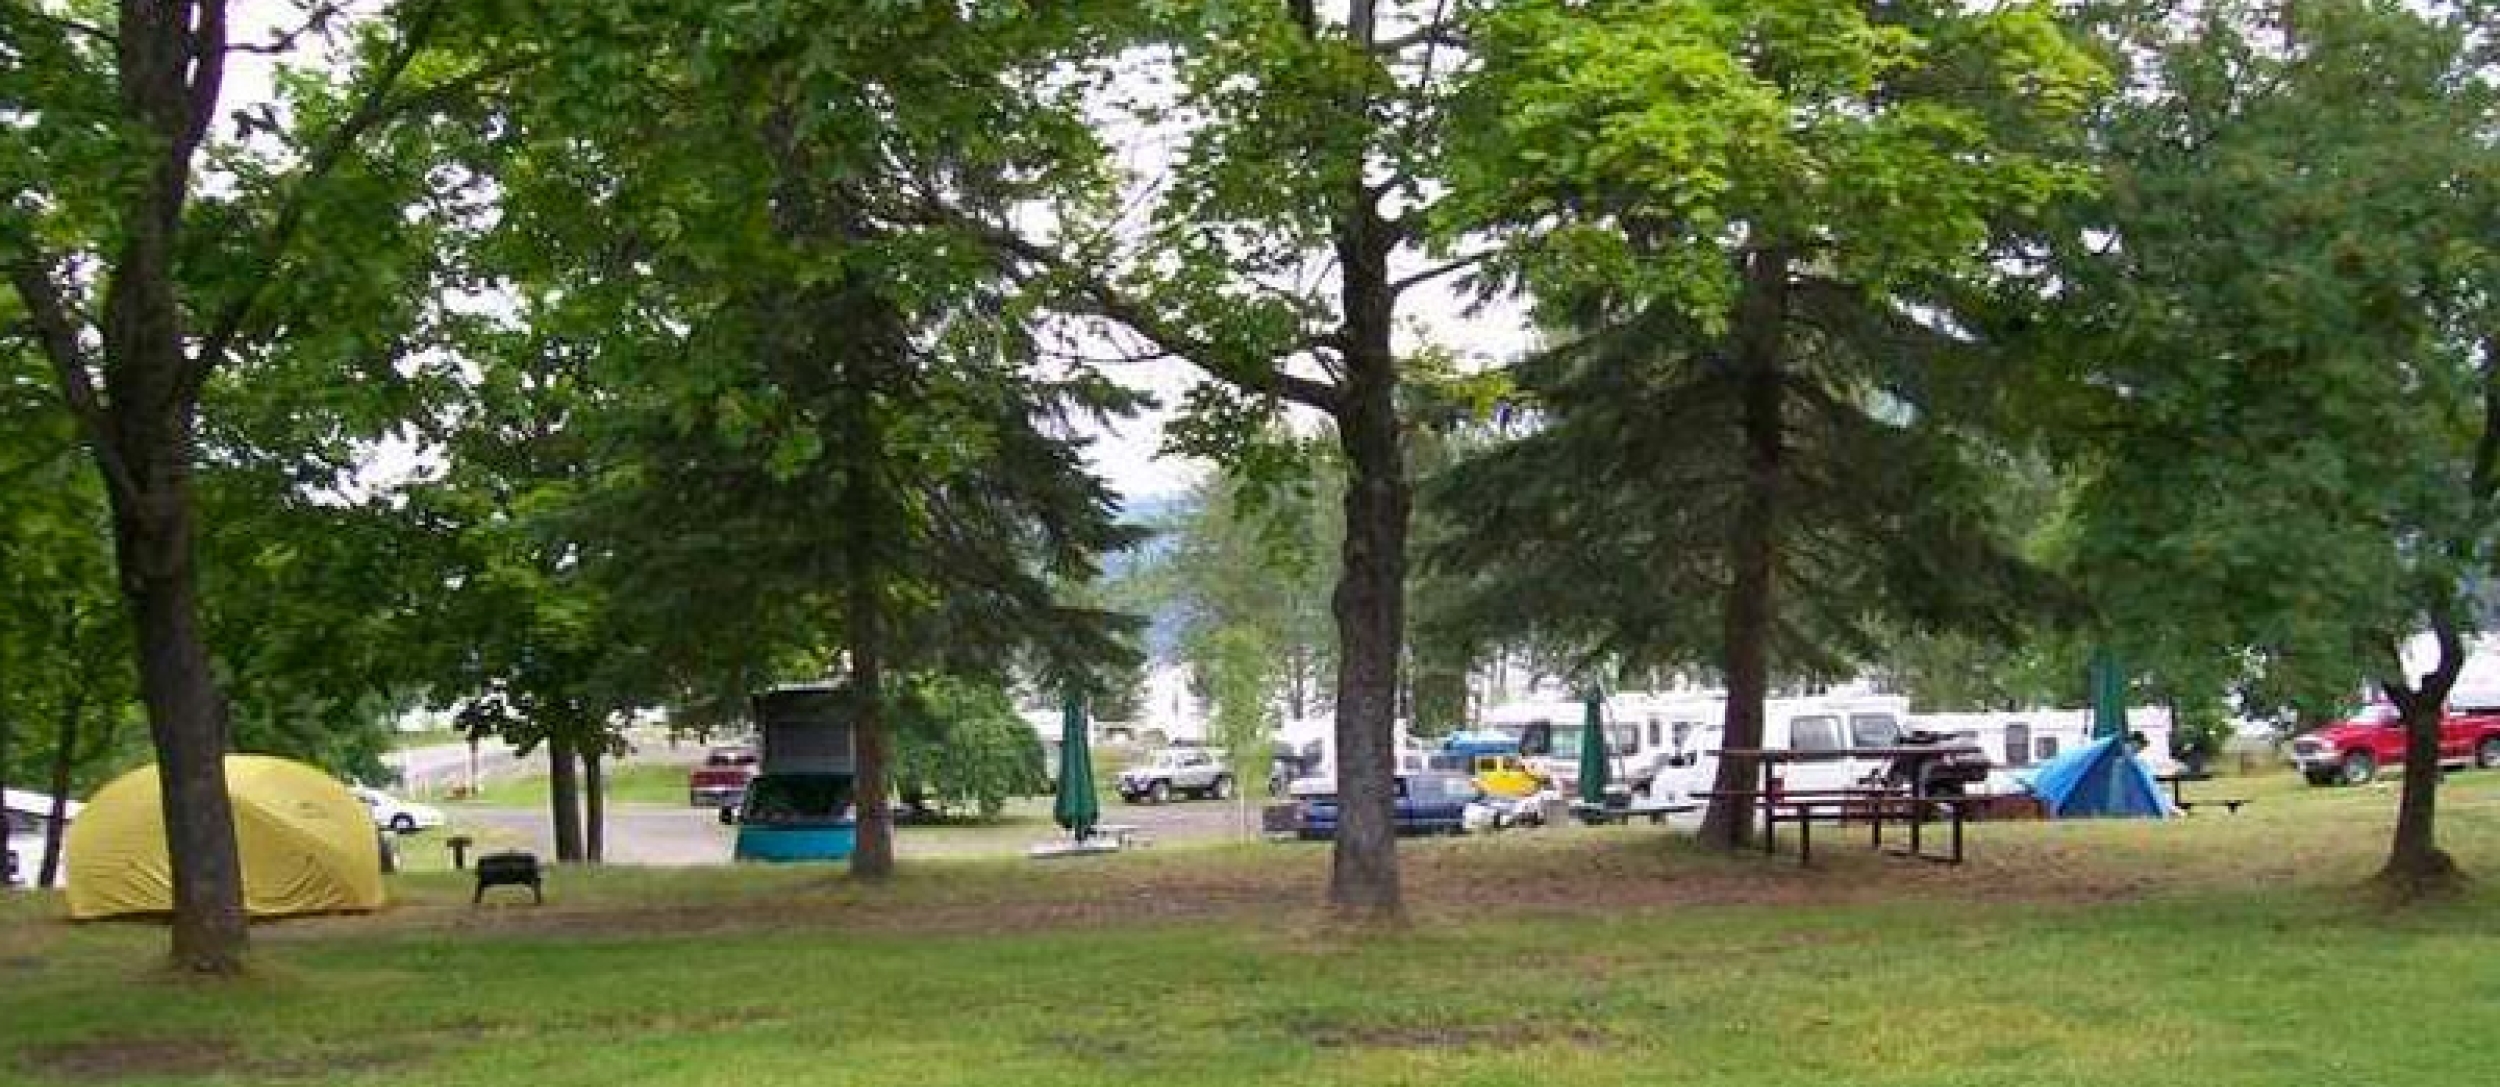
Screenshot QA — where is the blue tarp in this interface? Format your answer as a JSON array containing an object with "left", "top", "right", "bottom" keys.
[
  {"left": 1443, "top": 730, "right": 1521, "bottom": 757},
  {"left": 2025, "top": 735, "right": 2172, "bottom": 819}
]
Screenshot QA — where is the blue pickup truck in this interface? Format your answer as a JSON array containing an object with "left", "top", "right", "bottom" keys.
[{"left": 1295, "top": 772, "right": 1482, "bottom": 841}]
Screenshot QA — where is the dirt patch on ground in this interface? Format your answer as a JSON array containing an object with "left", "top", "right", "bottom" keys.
[
  {"left": 167, "top": 820, "right": 2322, "bottom": 950},
  {"left": 1301, "top": 1018, "right": 1615, "bottom": 1051},
  {"left": 18, "top": 1038, "right": 243, "bottom": 1082},
  {"left": 17, "top": 1034, "right": 430, "bottom": 1084}
]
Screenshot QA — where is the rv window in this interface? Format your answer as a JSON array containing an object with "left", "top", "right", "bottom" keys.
[
  {"left": 1647, "top": 719, "right": 1662, "bottom": 748},
  {"left": 1520, "top": 721, "right": 1555, "bottom": 756},
  {"left": 1672, "top": 722, "right": 1697, "bottom": 747},
  {"left": 1791, "top": 715, "right": 1844, "bottom": 753},
  {"left": 2003, "top": 723, "right": 2033, "bottom": 768},
  {"left": 2035, "top": 736, "right": 2061, "bottom": 761},
  {"left": 1849, "top": 714, "right": 1902, "bottom": 749},
  {"left": 1609, "top": 723, "right": 1640, "bottom": 755}
]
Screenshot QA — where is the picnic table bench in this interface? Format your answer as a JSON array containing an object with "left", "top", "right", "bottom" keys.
[
  {"left": 1570, "top": 799, "right": 1700, "bottom": 826},
  {"left": 2156, "top": 771, "right": 2250, "bottom": 814},
  {"left": 1027, "top": 822, "right": 1150, "bottom": 860}
]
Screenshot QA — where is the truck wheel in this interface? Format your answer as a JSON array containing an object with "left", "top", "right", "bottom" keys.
[
  {"left": 1148, "top": 780, "right": 1170, "bottom": 804},
  {"left": 1211, "top": 775, "right": 1234, "bottom": 801},
  {"left": 2340, "top": 752, "right": 2377, "bottom": 785},
  {"left": 2477, "top": 737, "right": 2500, "bottom": 770}
]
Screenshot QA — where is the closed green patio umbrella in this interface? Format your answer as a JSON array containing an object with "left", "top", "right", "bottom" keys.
[
  {"left": 1579, "top": 690, "right": 1611, "bottom": 807},
  {"left": 2089, "top": 649, "right": 2130, "bottom": 742},
  {"left": 1053, "top": 691, "right": 1099, "bottom": 842}
]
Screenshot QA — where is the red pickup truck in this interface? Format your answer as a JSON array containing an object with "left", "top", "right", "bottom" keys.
[
  {"left": 2289, "top": 703, "right": 2500, "bottom": 786},
  {"left": 687, "top": 745, "right": 759, "bottom": 807}
]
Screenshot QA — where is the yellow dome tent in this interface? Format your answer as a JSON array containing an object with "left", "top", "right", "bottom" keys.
[{"left": 67, "top": 755, "right": 385, "bottom": 920}]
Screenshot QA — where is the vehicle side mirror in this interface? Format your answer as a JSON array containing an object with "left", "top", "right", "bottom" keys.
[{"left": 717, "top": 806, "right": 738, "bottom": 826}]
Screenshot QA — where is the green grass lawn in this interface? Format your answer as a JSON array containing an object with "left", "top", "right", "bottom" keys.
[
  {"left": 7, "top": 768, "right": 2499, "bottom": 1086},
  {"left": 456, "top": 762, "right": 690, "bottom": 809}
]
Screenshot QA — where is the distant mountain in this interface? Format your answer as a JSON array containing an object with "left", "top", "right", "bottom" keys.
[{"left": 1107, "top": 490, "right": 1196, "bottom": 660}]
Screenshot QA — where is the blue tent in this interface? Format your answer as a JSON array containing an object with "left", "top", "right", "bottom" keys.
[{"left": 2025, "top": 735, "right": 2172, "bottom": 819}]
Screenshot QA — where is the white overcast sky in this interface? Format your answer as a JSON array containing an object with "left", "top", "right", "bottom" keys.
[{"left": 218, "top": 1, "right": 1531, "bottom": 504}]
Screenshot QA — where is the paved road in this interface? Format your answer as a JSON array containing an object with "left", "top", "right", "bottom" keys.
[
  {"left": 385, "top": 728, "right": 698, "bottom": 796},
  {"left": 449, "top": 793, "right": 1266, "bottom": 866}
]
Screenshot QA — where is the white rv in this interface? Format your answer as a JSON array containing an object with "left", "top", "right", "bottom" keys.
[
  {"left": 1907, "top": 708, "right": 2177, "bottom": 794},
  {"left": 4, "top": 788, "right": 81, "bottom": 889}
]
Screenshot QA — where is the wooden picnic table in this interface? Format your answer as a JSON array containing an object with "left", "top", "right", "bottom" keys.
[{"left": 1703, "top": 745, "right": 1987, "bottom": 865}]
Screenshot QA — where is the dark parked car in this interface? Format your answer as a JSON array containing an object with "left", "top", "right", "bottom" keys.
[{"left": 1296, "top": 772, "right": 1481, "bottom": 841}]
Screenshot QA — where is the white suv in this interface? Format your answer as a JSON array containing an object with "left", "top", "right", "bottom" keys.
[{"left": 1117, "top": 748, "right": 1233, "bottom": 804}]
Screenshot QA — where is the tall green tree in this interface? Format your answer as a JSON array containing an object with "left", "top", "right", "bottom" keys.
[
  {"left": 2033, "top": 0, "right": 2500, "bottom": 897},
  {"left": 1429, "top": 0, "right": 2104, "bottom": 848},
  {"left": 449, "top": 0, "right": 1144, "bottom": 878},
  {"left": 972, "top": 0, "right": 1493, "bottom": 921},
  {"left": 1, "top": 2, "right": 517, "bottom": 970}
]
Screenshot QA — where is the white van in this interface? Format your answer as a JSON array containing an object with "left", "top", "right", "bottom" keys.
[{"left": 1651, "top": 694, "right": 1915, "bottom": 801}]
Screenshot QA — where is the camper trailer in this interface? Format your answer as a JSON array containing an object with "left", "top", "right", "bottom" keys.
[{"left": 1908, "top": 708, "right": 2177, "bottom": 794}]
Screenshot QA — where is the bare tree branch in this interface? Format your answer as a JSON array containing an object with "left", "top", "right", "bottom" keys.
[
  {"left": 222, "top": 1, "right": 348, "bottom": 55},
  {"left": 945, "top": 212, "right": 1346, "bottom": 414},
  {"left": 7, "top": 258, "right": 142, "bottom": 504},
  {"left": 1368, "top": 22, "right": 1468, "bottom": 53},
  {"left": 1388, "top": 250, "right": 1491, "bottom": 297},
  {"left": 187, "top": 2, "right": 536, "bottom": 399},
  {"left": 185, "top": 0, "right": 230, "bottom": 153}
]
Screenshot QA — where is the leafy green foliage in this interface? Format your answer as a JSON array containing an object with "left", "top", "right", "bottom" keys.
[
  {"left": 2026, "top": 0, "right": 2500, "bottom": 718},
  {"left": 891, "top": 676, "right": 1049, "bottom": 818}
]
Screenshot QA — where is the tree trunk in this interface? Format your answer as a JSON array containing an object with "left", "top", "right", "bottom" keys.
[
  {"left": 547, "top": 738, "right": 584, "bottom": 862},
  {"left": 1324, "top": 243, "right": 1408, "bottom": 924},
  {"left": 847, "top": 583, "right": 894, "bottom": 880},
  {"left": 2376, "top": 613, "right": 2466, "bottom": 899},
  {"left": 46, "top": 0, "right": 248, "bottom": 975},
  {"left": 1698, "top": 248, "right": 1791, "bottom": 851},
  {"left": 1329, "top": 392, "right": 1408, "bottom": 921},
  {"left": 38, "top": 688, "right": 85, "bottom": 888},
  {"left": 117, "top": 491, "right": 249, "bottom": 970},
  {"left": 582, "top": 745, "right": 606, "bottom": 864}
]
